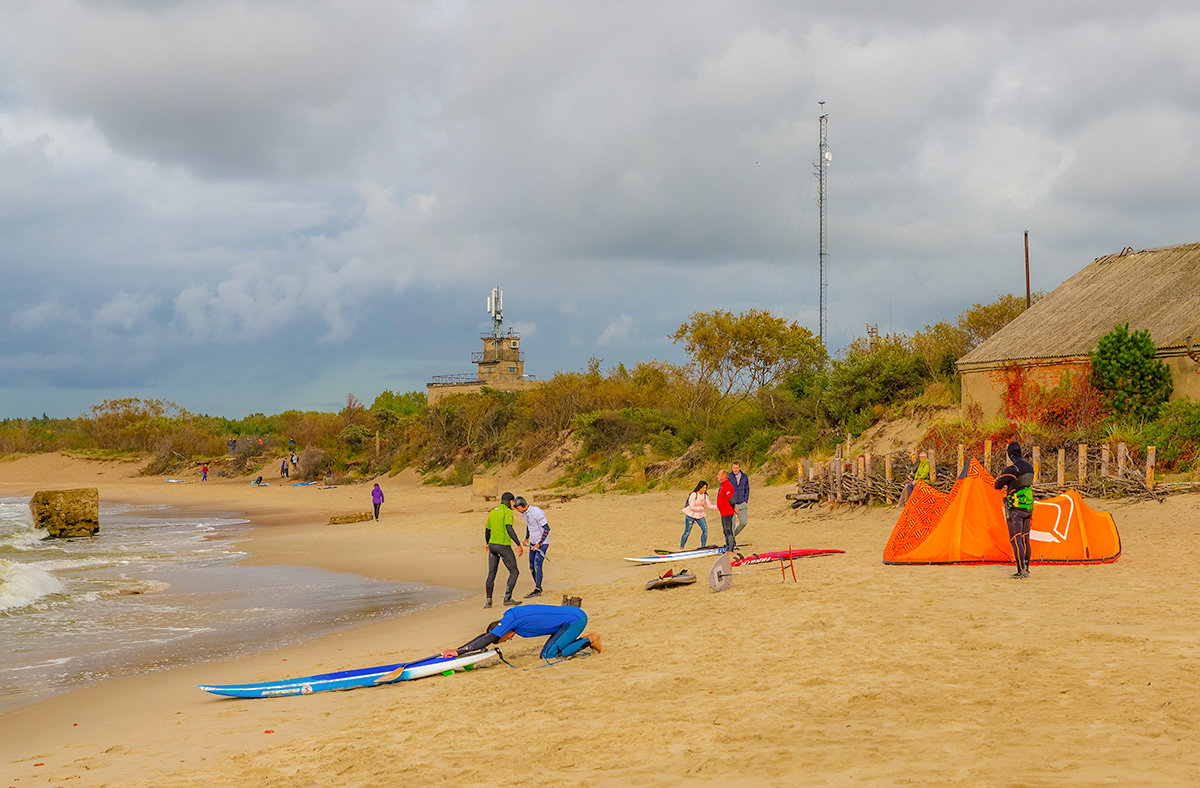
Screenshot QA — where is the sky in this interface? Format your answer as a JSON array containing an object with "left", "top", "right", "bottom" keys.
[{"left": 2, "top": 1, "right": 1199, "bottom": 418}]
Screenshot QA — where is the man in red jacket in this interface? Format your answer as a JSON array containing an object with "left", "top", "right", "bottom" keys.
[{"left": 716, "top": 469, "right": 738, "bottom": 554}]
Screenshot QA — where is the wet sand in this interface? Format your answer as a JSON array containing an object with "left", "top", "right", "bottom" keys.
[{"left": 1, "top": 453, "right": 1199, "bottom": 786}]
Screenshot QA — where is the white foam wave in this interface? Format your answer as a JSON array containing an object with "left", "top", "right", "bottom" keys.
[
  {"left": 0, "top": 559, "right": 66, "bottom": 612},
  {"left": 0, "top": 528, "right": 53, "bottom": 551}
]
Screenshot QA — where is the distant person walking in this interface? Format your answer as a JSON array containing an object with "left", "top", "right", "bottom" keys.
[
  {"left": 290, "top": 452, "right": 299, "bottom": 471},
  {"left": 730, "top": 461, "right": 750, "bottom": 536},
  {"left": 680, "top": 480, "right": 717, "bottom": 550},
  {"left": 484, "top": 492, "right": 524, "bottom": 608},
  {"left": 716, "top": 470, "right": 738, "bottom": 555},
  {"left": 201, "top": 463, "right": 208, "bottom": 482},
  {"left": 514, "top": 497, "right": 549, "bottom": 598},
  {"left": 371, "top": 484, "right": 384, "bottom": 520},
  {"left": 280, "top": 459, "right": 289, "bottom": 478}
]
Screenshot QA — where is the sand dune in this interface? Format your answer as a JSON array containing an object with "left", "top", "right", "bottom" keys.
[{"left": 2, "top": 453, "right": 1199, "bottom": 786}]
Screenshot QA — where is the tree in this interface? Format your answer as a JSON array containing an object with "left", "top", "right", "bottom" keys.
[
  {"left": 1089, "top": 323, "right": 1173, "bottom": 421},
  {"left": 671, "top": 309, "right": 826, "bottom": 401},
  {"left": 957, "top": 293, "right": 1040, "bottom": 348}
]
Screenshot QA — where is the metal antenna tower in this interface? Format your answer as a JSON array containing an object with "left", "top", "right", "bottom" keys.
[
  {"left": 486, "top": 287, "right": 504, "bottom": 337},
  {"left": 816, "top": 104, "right": 830, "bottom": 345}
]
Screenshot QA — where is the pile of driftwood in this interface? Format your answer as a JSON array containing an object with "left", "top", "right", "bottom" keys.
[{"left": 788, "top": 441, "right": 1200, "bottom": 507}]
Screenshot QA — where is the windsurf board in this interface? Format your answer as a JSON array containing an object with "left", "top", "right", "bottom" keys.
[{"left": 198, "top": 650, "right": 499, "bottom": 698}]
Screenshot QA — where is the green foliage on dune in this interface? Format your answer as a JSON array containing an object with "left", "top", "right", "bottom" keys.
[{"left": 2, "top": 295, "right": 1195, "bottom": 483}]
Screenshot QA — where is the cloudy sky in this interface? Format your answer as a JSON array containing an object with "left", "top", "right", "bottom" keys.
[{"left": 2, "top": 1, "right": 1198, "bottom": 418}]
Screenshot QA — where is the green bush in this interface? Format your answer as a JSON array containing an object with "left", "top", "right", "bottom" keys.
[
  {"left": 1090, "top": 323, "right": 1173, "bottom": 421},
  {"left": 1143, "top": 399, "right": 1200, "bottom": 471}
]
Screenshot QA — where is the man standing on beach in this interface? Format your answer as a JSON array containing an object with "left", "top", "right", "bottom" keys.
[
  {"left": 716, "top": 470, "right": 738, "bottom": 555},
  {"left": 201, "top": 463, "right": 208, "bottom": 482},
  {"left": 484, "top": 492, "right": 524, "bottom": 608},
  {"left": 730, "top": 461, "right": 750, "bottom": 537},
  {"left": 995, "top": 442, "right": 1035, "bottom": 579},
  {"left": 514, "top": 496, "right": 549, "bottom": 598}
]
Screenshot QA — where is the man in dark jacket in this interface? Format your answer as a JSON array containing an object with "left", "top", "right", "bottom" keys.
[
  {"left": 994, "top": 442, "right": 1035, "bottom": 579},
  {"left": 730, "top": 461, "right": 750, "bottom": 536}
]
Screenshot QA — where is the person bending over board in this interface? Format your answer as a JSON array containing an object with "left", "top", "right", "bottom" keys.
[
  {"left": 484, "top": 492, "right": 524, "bottom": 608},
  {"left": 443, "top": 604, "right": 602, "bottom": 662}
]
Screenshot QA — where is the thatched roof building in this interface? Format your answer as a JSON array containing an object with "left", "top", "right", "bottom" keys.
[{"left": 957, "top": 242, "right": 1200, "bottom": 418}]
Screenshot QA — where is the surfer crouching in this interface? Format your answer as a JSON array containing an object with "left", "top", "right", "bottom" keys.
[{"left": 444, "top": 604, "right": 602, "bottom": 661}]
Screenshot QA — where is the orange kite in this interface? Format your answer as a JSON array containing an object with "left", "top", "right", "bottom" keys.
[{"left": 884, "top": 458, "right": 1121, "bottom": 565}]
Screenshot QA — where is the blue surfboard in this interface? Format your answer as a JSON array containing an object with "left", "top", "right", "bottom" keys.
[{"left": 198, "top": 650, "right": 499, "bottom": 698}]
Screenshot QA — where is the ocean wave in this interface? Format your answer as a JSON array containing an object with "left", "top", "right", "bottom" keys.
[
  {"left": 0, "top": 559, "right": 66, "bottom": 612},
  {"left": 0, "top": 528, "right": 54, "bottom": 552}
]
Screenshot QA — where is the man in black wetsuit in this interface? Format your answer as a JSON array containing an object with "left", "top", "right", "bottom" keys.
[{"left": 994, "top": 441, "right": 1035, "bottom": 579}]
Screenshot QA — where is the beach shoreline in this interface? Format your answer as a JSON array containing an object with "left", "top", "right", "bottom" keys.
[{"left": 3, "top": 453, "right": 1200, "bottom": 786}]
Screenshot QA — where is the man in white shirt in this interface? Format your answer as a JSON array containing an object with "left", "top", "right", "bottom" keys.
[{"left": 514, "top": 497, "right": 550, "bottom": 598}]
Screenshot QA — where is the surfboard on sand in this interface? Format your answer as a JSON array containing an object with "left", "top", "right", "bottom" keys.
[
  {"left": 198, "top": 650, "right": 499, "bottom": 698},
  {"left": 645, "top": 568, "right": 697, "bottom": 590},
  {"left": 624, "top": 544, "right": 745, "bottom": 564}
]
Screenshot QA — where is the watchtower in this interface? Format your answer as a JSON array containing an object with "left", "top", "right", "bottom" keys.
[{"left": 427, "top": 287, "right": 541, "bottom": 404}]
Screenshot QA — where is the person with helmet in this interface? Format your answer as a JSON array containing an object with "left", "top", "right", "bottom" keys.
[
  {"left": 484, "top": 492, "right": 524, "bottom": 608},
  {"left": 995, "top": 441, "right": 1035, "bottom": 578},
  {"left": 513, "top": 496, "right": 550, "bottom": 598}
]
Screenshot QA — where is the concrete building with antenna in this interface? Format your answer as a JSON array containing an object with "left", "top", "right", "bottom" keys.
[{"left": 426, "top": 287, "right": 543, "bottom": 405}]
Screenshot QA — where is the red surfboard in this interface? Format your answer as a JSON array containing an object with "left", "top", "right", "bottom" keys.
[{"left": 730, "top": 548, "right": 844, "bottom": 567}]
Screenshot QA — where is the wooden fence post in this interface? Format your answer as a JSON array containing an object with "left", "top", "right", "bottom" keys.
[
  {"left": 884, "top": 454, "right": 893, "bottom": 504},
  {"left": 1118, "top": 442, "right": 1128, "bottom": 476},
  {"left": 828, "top": 459, "right": 837, "bottom": 503},
  {"left": 808, "top": 461, "right": 815, "bottom": 482},
  {"left": 1032, "top": 446, "right": 1040, "bottom": 482},
  {"left": 1146, "top": 446, "right": 1156, "bottom": 490},
  {"left": 984, "top": 439, "right": 992, "bottom": 473},
  {"left": 929, "top": 450, "right": 937, "bottom": 483},
  {"left": 1057, "top": 448, "right": 1065, "bottom": 487},
  {"left": 1101, "top": 445, "right": 1110, "bottom": 478},
  {"left": 1079, "top": 444, "right": 1088, "bottom": 484},
  {"left": 957, "top": 444, "right": 965, "bottom": 475}
]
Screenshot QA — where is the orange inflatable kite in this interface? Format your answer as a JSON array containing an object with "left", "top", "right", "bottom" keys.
[{"left": 883, "top": 459, "right": 1121, "bottom": 565}]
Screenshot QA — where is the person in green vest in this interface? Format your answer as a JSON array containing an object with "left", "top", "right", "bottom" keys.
[
  {"left": 995, "top": 442, "right": 1035, "bottom": 579},
  {"left": 899, "top": 451, "right": 930, "bottom": 505},
  {"left": 484, "top": 492, "right": 524, "bottom": 608}
]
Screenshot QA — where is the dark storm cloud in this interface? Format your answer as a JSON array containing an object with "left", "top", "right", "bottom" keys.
[{"left": 2, "top": 1, "right": 1199, "bottom": 416}]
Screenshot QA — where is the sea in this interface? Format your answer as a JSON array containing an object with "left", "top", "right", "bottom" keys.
[{"left": 0, "top": 497, "right": 460, "bottom": 712}]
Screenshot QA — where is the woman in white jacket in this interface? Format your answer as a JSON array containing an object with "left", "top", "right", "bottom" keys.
[{"left": 680, "top": 480, "right": 718, "bottom": 550}]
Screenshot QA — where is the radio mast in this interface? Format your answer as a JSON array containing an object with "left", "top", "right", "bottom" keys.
[{"left": 817, "top": 104, "right": 830, "bottom": 345}]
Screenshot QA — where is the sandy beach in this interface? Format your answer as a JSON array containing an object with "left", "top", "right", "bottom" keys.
[{"left": 2, "top": 453, "right": 1199, "bottom": 786}]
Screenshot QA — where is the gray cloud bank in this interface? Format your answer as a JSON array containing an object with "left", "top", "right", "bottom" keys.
[{"left": 2, "top": 1, "right": 1198, "bottom": 417}]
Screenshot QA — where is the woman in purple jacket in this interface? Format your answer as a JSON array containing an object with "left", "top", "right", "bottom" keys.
[{"left": 371, "top": 484, "right": 384, "bottom": 520}]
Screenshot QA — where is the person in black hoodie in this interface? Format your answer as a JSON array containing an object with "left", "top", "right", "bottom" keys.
[{"left": 994, "top": 441, "right": 1035, "bottom": 579}]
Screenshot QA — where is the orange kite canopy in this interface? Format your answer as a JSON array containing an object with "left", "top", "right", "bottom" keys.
[{"left": 883, "top": 458, "right": 1121, "bottom": 565}]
